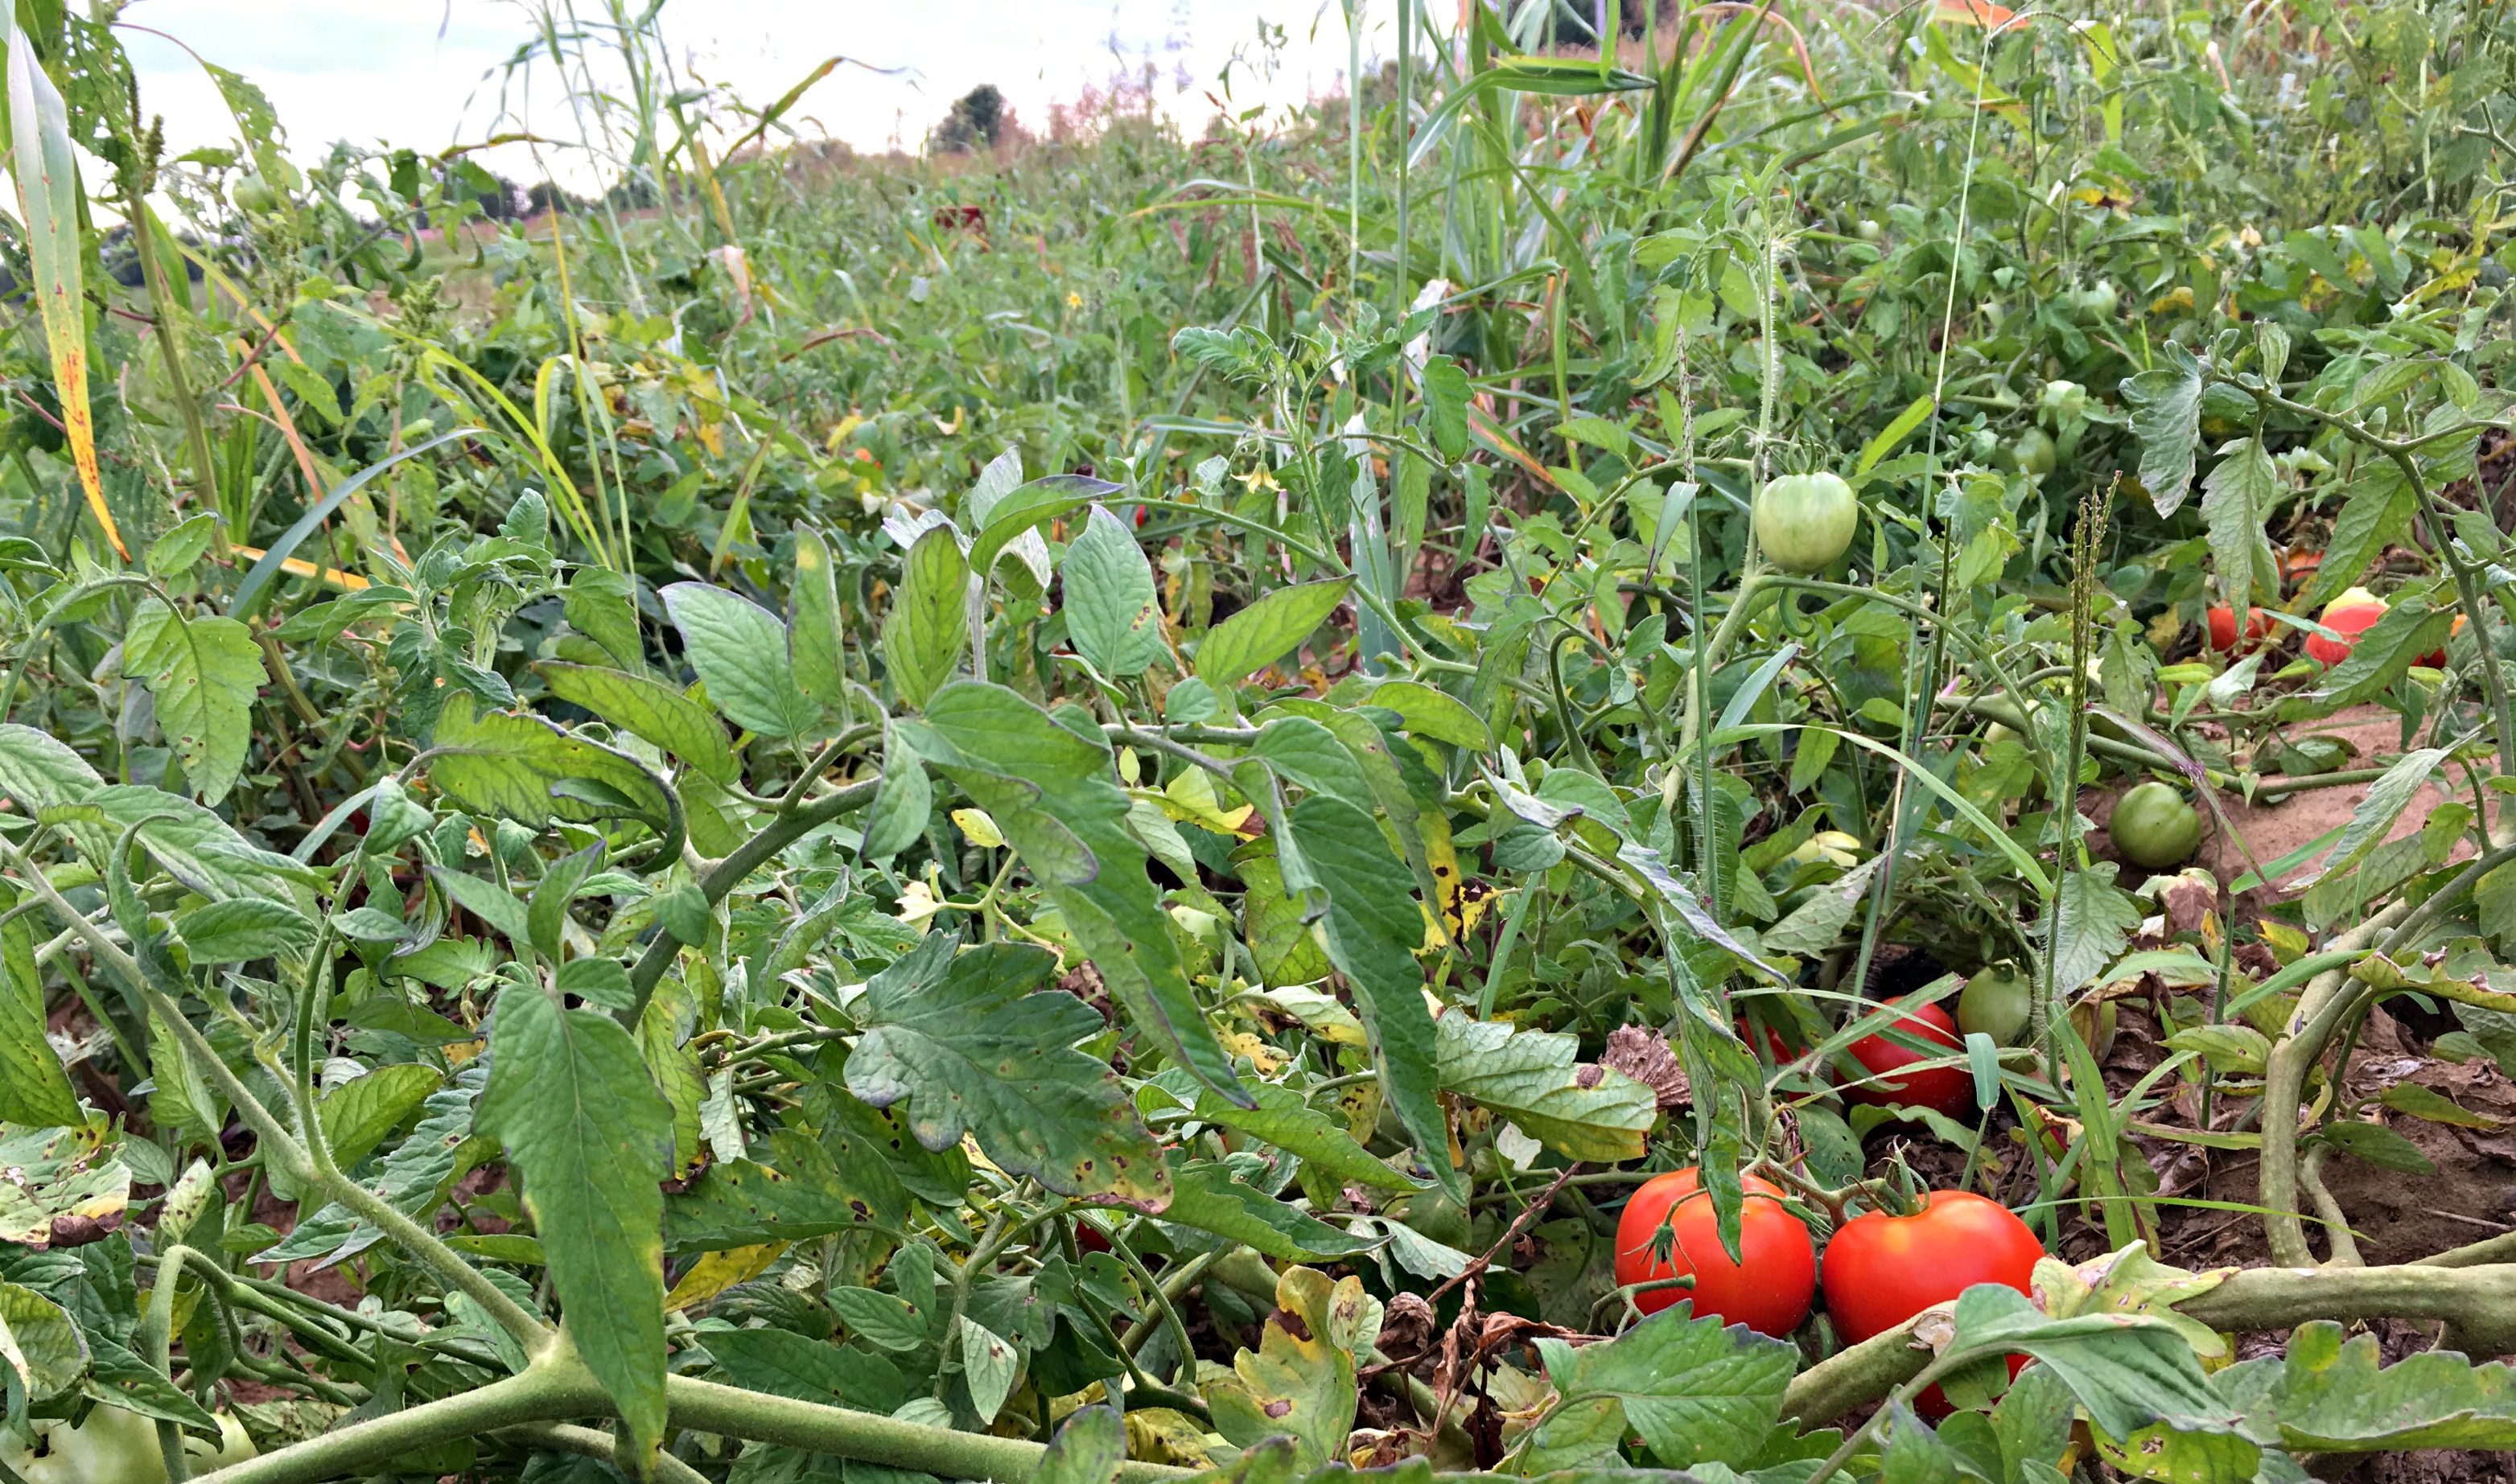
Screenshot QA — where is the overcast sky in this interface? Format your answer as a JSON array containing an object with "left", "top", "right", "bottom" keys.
[{"left": 112, "top": 0, "right": 1391, "bottom": 187}]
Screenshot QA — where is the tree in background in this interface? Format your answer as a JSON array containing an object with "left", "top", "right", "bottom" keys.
[{"left": 931, "top": 83, "right": 1007, "bottom": 153}]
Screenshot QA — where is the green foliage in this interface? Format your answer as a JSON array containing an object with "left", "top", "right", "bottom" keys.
[{"left": 0, "top": 2, "right": 2514, "bottom": 1482}]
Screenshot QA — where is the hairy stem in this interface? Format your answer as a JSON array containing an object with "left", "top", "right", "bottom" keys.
[
  {"left": 665, "top": 1375, "right": 1195, "bottom": 1484},
  {"left": 497, "top": 1424, "right": 712, "bottom": 1484}
]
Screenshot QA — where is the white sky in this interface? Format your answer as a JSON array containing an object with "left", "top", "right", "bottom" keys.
[{"left": 112, "top": 1, "right": 1398, "bottom": 190}]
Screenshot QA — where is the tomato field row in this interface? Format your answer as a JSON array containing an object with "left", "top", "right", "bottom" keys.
[{"left": 2, "top": 3, "right": 2516, "bottom": 1483}]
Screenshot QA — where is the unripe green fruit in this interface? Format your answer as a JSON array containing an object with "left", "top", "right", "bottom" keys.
[
  {"left": 1958, "top": 963, "right": 2034, "bottom": 1047},
  {"left": 2110, "top": 781, "right": 2201, "bottom": 869},
  {"left": 1753, "top": 471, "right": 1859, "bottom": 575}
]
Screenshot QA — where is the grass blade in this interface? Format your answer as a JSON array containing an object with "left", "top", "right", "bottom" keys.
[{"left": 7, "top": 26, "right": 121, "bottom": 558}]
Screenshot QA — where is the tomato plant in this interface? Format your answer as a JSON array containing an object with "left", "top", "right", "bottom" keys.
[{"left": 1612, "top": 1169, "right": 1816, "bottom": 1337}]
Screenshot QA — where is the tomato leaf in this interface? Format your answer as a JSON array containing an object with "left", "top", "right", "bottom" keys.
[
  {"left": 910, "top": 680, "right": 1247, "bottom": 1105},
  {"left": 1147, "top": 1154, "right": 1378, "bottom": 1260},
  {"left": 1434, "top": 1013, "right": 1657, "bottom": 1162},
  {"left": 121, "top": 599, "right": 265, "bottom": 805},
  {"left": 883, "top": 524, "right": 971, "bottom": 709},
  {"left": 1061, "top": 505, "right": 1166, "bottom": 678},
  {"left": 1196, "top": 579, "right": 1353, "bottom": 689},
  {"left": 536, "top": 661, "right": 737, "bottom": 783},
  {"left": 661, "top": 581, "right": 822, "bottom": 738},
  {"left": 1521, "top": 1304, "right": 1797, "bottom": 1470},
  {"left": 1287, "top": 794, "right": 1456, "bottom": 1198},
  {"left": 0, "top": 910, "right": 79, "bottom": 1128},
  {"left": 1204, "top": 1268, "right": 1380, "bottom": 1470},
  {"left": 478, "top": 983, "right": 673, "bottom": 1458},
  {"left": 789, "top": 524, "right": 850, "bottom": 710},
  {"left": 843, "top": 934, "right": 1170, "bottom": 1207},
  {"left": 2119, "top": 345, "right": 2205, "bottom": 516}
]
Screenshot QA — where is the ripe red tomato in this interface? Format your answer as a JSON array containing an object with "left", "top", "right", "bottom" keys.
[
  {"left": 2307, "top": 588, "right": 2387, "bottom": 666},
  {"left": 1736, "top": 1017, "right": 1793, "bottom": 1065},
  {"left": 1840, "top": 997, "right": 1972, "bottom": 1116},
  {"left": 1822, "top": 1190, "right": 2045, "bottom": 1414},
  {"left": 2417, "top": 612, "right": 2464, "bottom": 669},
  {"left": 1613, "top": 1168, "right": 1816, "bottom": 1338},
  {"left": 2204, "top": 604, "right": 2268, "bottom": 653}
]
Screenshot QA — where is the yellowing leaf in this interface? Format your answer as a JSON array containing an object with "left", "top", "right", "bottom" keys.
[
  {"left": 951, "top": 808, "right": 1006, "bottom": 848},
  {"left": 1204, "top": 1268, "right": 1383, "bottom": 1470},
  {"left": 1156, "top": 768, "right": 1258, "bottom": 836},
  {"left": 8, "top": 39, "right": 121, "bottom": 559},
  {"left": 664, "top": 1242, "right": 788, "bottom": 1311}
]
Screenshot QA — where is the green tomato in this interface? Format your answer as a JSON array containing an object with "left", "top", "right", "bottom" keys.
[
  {"left": 2110, "top": 781, "right": 2201, "bottom": 869},
  {"left": 1958, "top": 962, "right": 2034, "bottom": 1047},
  {"left": 1752, "top": 471, "right": 1859, "bottom": 575},
  {"left": 1854, "top": 219, "right": 1884, "bottom": 242},
  {"left": 0, "top": 1406, "right": 254, "bottom": 1484},
  {"left": 2010, "top": 426, "right": 2057, "bottom": 478},
  {"left": 230, "top": 172, "right": 278, "bottom": 214}
]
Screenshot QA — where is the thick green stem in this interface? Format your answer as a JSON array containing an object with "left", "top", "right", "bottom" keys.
[
  {"left": 191, "top": 1355, "right": 604, "bottom": 1484},
  {"left": 2259, "top": 899, "right": 2414, "bottom": 1268},
  {"left": 498, "top": 1424, "right": 711, "bottom": 1484},
  {"left": 1673, "top": 571, "right": 1773, "bottom": 759},
  {"left": 1783, "top": 1262, "right": 2516, "bottom": 1428},
  {"left": 140, "top": 1244, "right": 229, "bottom": 1483},
  {"left": 665, "top": 1375, "right": 1194, "bottom": 1484},
  {"left": 2259, "top": 841, "right": 2516, "bottom": 1269},
  {"left": 0, "top": 836, "right": 552, "bottom": 1350}
]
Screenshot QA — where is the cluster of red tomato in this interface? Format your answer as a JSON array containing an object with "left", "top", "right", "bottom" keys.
[
  {"left": 2205, "top": 557, "right": 2455, "bottom": 669},
  {"left": 1612, "top": 1166, "right": 2042, "bottom": 1413},
  {"left": 1609, "top": 1001, "right": 2044, "bottom": 1414}
]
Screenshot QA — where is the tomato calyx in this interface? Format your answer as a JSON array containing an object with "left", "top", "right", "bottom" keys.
[{"left": 1859, "top": 1151, "right": 1935, "bottom": 1219}]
